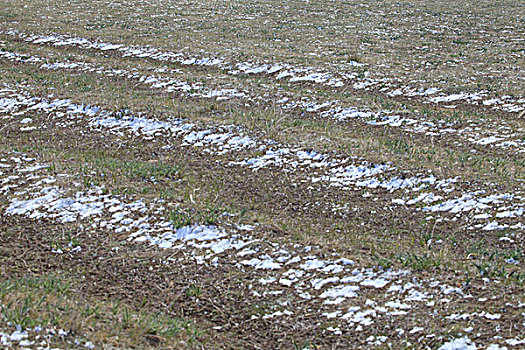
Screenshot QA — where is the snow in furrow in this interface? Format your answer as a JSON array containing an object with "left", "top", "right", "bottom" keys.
[
  {"left": 4, "top": 30, "right": 525, "bottom": 115},
  {"left": 1, "top": 46, "right": 524, "bottom": 155},
  {"left": 1, "top": 153, "right": 523, "bottom": 348},
  {"left": 1, "top": 87, "right": 524, "bottom": 234}
]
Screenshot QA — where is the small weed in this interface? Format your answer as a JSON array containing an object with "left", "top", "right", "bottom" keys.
[
  {"left": 375, "top": 257, "right": 393, "bottom": 269},
  {"left": 169, "top": 209, "right": 194, "bottom": 229},
  {"left": 250, "top": 303, "right": 270, "bottom": 317},
  {"left": 293, "top": 339, "right": 318, "bottom": 350},
  {"left": 168, "top": 203, "right": 240, "bottom": 229},
  {"left": 111, "top": 300, "right": 121, "bottom": 316},
  {"left": 396, "top": 253, "right": 442, "bottom": 271},
  {"left": 81, "top": 304, "right": 100, "bottom": 318},
  {"left": 185, "top": 284, "right": 202, "bottom": 298},
  {"left": 121, "top": 307, "right": 131, "bottom": 327}
]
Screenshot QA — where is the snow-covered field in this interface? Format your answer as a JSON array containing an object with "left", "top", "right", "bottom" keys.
[{"left": 0, "top": 0, "right": 523, "bottom": 348}]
